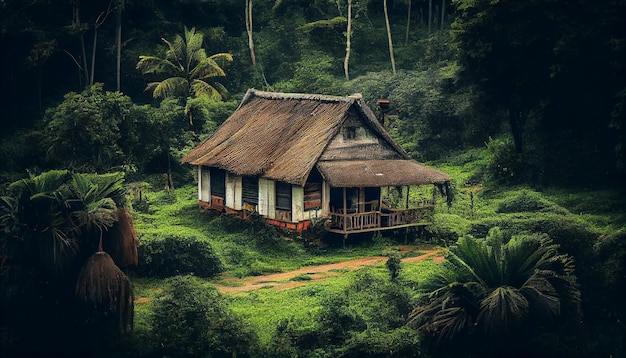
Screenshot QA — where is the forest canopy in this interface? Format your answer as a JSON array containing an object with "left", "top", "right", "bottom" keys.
[
  {"left": 0, "top": 0, "right": 624, "bottom": 186},
  {"left": 0, "top": 2, "right": 625, "bottom": 357}
]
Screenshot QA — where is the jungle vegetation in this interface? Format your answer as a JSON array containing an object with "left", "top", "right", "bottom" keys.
[{"left": 0, "top": 0, "right": 625, "bottom": 357}]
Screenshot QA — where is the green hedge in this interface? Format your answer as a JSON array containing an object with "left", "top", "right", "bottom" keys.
[
  {"left": 468, "top": 213, "right": 598, "bottom": 268},
  {"left": 135, "top": 234, "right": 223, "bottom": 278}
]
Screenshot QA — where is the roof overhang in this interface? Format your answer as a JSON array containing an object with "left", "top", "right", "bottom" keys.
[{"left": 316, "top": 160, "right": 450, "bottom": 188}]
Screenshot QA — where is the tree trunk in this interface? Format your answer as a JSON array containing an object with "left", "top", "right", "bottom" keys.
[
  {"left": 90, "top": 25, "right": 97, "bottom": 86},
  {"left": 90, "top": 5, "right": 113, "bottom": 87},
  {"left": 428, "top": 0, "right": 432, "bottom": 34},
  {"left": 508, "top": 100, "right": 527, "bottom": 153},
  {"left": 440, "top": 0, "right": 445, "bottom": 30},
  {"left": 245, "top": 0, "right": 256, "bottom": 67},
  {"left": 72, "top": 0, "right": 90, "bottom": 88},
  {"left": 344, "top": 0, "right": 352, "bottom": 81},
  {"left": 115, "top": 0, "right": 123, "bottom": 92},
  {"left": 405, "top": 0, "right": 411, "bottom": 45},
  {"left": 384, "top": 0, "right": 396, "bottom": 74}
]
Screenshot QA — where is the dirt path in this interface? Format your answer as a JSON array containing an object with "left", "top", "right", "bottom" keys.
[{"left": 215, "top": 248, "right": 444, "bottom": 294}]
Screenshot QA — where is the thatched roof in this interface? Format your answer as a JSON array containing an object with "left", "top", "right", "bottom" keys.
[
  {"left": 317, "top": 160, "right": 450, "bottom": 187},
  {"left": 182, "top": 89, "right": 450, "bottom": 187}
]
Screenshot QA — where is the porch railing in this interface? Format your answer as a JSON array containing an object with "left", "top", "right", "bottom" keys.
[{"left": 329, "top": 206, "right": 433, "bottom": 233}]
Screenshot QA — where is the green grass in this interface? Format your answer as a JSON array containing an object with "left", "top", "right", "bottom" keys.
[
  {"left": 131, "top": 185, "right": 420, "bottom": 276},
  {"left": 127, "top": 147, "right": 625, "bottom": 354}
]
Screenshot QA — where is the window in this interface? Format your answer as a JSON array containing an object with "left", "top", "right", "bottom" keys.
[
  {"left": 242, "top": 176, "right": 259, "bottom": 204},
  {"left": 276, "top": 182, "right": 292, "bottom": 210},
  {"left": 343, "top": 126, "right": 357, "bottom": 140},
  {"left": 210, "top": 168, "right": 226, "bottom": 196}
]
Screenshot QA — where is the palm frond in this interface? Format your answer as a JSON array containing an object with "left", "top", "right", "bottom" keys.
[
  {"left": 504, "top": 235, "right": 544, "bottom": 285},
  {"left": 520, "top": 275, "right": 561, "bottom": 318},
  {"left": 190, "top": 80, "right": 222, "bottom": 100},
  {"left": 449, "top": 236, "right": 501, "bottom": 287},
  {"left": 136, "top": 55, "right": 181, "bottom": 75},
  {"left": 164, "top": 37, "right": 185, "bottom": 71},
  {"left": 477, "top": 285, "right": 529, "bottom": 334},
  {"left": 430, "top": 307, "right": 474, "bottom": 342},
  {"left": 0, "top": 196, "right": 19, "bottom": 234},
  {"left": 190, "top": 53, "right": 232, "bottom": 79},
  {"left": 149, "top": 77, "right": 189, "bottom": 99},
  {"left": 193, "top": 47, "right": 208, "bottom": 64},
  {"left": 102, "top": 207, "right": 138, "bottom": 268},
  {"left": 42, "top": 210, "right": 81, "bottom": 272}
]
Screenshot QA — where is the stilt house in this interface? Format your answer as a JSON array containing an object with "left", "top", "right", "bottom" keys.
[{"left": 181, "top": 89, "right": 450, "bottom": 236}]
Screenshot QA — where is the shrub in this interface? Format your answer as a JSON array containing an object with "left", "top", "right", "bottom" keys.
[
  {"left": 496, "top": 190, "right": 569, "bottom": 215},
  {"left": 136, "top": 234, "right": 223, "bottom": 277},
  {"left": 468, "top": 213, "right": 598, "bottom": 269},
  {"left": 386, "top": 251, "right": 402, "bottom": 282},
  {"left": 151, "top": 275, "right": 258, "bottom": 357},
  {"left": 484, "top": 136, "right": 528, "bottom": 184}
]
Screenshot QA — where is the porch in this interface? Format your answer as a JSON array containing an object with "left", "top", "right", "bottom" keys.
[{"left": 327, "top": 204, "right": 434, "bottom": 235}]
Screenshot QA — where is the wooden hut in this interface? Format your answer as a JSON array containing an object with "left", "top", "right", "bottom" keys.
[{"left": 181, "top": 89, "right": 450, "bottom": 236}]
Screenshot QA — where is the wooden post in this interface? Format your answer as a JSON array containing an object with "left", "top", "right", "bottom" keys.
[
  {"left": 405, "top": 186, "right": 410, "bottom": 209},
  {"left": 343, "top": 187, "right": 347, "bottom": 234}
]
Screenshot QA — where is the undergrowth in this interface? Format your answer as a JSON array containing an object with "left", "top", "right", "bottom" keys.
[{"left": 126, "top": 146, "right": 625, "bottom": 356}]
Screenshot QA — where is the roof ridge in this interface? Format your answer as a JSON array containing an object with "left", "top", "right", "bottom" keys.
[{"left": 249, "top": 88, "right": 362, "bottom": 103}]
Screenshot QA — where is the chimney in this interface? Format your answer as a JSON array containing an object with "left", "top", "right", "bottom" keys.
[{"left": 377, "top": 99, "right": 390, "bottom": 126}]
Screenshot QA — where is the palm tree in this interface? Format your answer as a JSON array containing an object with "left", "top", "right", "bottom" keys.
[
  {"left": 136, "top": 26, "right": 232, "bottom": 104},
  {"left": 408, "top": 227, "right": 581, "bottom": 356},
  {"left": 0, "top": 170, "right": 135, "bottom": 354}
]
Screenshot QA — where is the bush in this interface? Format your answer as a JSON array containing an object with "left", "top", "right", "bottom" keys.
[
  {"left": 136, "top": 234, "right": 223, "bottom": 277},
  {"left": 468, "top": 213, "right": 598, "bottom": 269},
  {"left": 484, "top": 136, "right": 527, "bottom": 184},
  {"left": 386, "top": 252, "right": 402, "bottom": 282},
  {"left": 151, "top": 275, "right": 258, "bottom": 357},
  {"left": 496, "top": 190, "right": 569, "bottom": 215}
]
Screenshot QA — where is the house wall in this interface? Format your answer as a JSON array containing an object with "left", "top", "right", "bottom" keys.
[
  {"left": 201, "top": 170, "right": 328, "bottom": 224},
  {"left": 322, "top": 181, "right": 330, "bottom": 216},
  {"left": 226, "top": 174, "right": 243, "bottom": 211},
  {"left": 199, "top": 166, "right": 210, "bottom": 202},
  {"left": 319, "top": 110, "right": 401, "bottom": 161},
  {"left": 292, "top": 186, "right": 304, "bottom": 222},
  {"left": 258, "top": 178, "right": 276, "bottom": 219}
]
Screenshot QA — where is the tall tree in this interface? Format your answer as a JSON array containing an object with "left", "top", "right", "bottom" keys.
[
  {"left": 245, "top": 0, "right": 256, "bottom": 67},
  {"left": 404, "top": 0, "right": 412, "bottom": 45},
  {"left": 0, "top": 170, "right": 135, "bottom": 355},
  {"left": 136, "top": 26, "right": 232, "bottom": 125},
  {"left": 452, "top": 0, "right": 624, "bottom": 185},
  {"left": 384, "top": 0, "right": 396, "bottom": 74},
  {"left": 344, "top": 0, "right": 353, "bottom": 81},
  {"left": 114, "top": 0, "right": 124, "bottom": 92},
  {"left": 440, "top": 0, "right": 445, "bottom": 30},
  {"left": 89, "top": 4, "right": 114, "bottom": 86},
  {"left": 428, "top": 0, "right": 432, "bottom": 34}
]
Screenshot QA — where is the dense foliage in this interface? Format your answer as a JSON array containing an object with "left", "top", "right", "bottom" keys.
[
  {"left": 0, "top": 0, "right": 623, "bottom": 186},
  {"left": 0, "top": 170, "right": 135, "bottom": 356},
  {"left": 0, "top": 0, "right": 624, "bottom": 357},
  {"left": 150, "top": 275, "right": 258, "bottom": 357},
  {"left": 135, "top": 234, "right": 223, "bottom": 278},
  {"left": 409, "top": 228, "right": 582, "bottom": 357}
]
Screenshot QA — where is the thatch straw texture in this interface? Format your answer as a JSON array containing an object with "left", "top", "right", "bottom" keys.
[
  {"left": 317, "top": 160, "right": 450, "bottom": 187},
  {"left": 75, "top": 251, "right": 134, "bottom": 334},
  {"left": 182, "top": 89, "right": 449, "bottom": 187},
  {"left": 102, "top": 207, "right": 138, "bottom": 267}
]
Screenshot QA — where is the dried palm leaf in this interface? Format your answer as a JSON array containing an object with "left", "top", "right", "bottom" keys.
[
  {"left": 103, "top": 207, "right": 138, "bottom": 267},
  {"left": 75, "top": 251, "right": 133, "bottom": 334}
]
